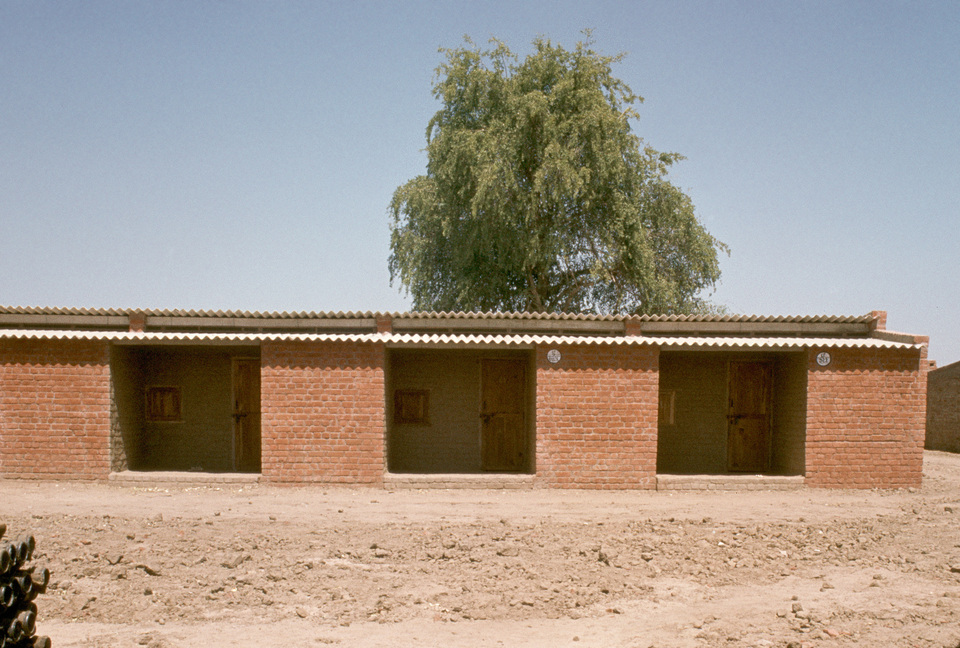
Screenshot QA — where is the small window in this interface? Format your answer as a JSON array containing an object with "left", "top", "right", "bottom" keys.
[
  {"left": 394, "top": 389, "right": 429, "bottom": 425},
  {"left": 659, "top": 389, "right": 676, "bottom": 426},
  {"left": 146, "top": 386, "right": 181, "bottom": 422}
]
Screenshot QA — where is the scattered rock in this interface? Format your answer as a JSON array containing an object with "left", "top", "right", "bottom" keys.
[
  {"left": 135, "top": 564, "right": 161, "bottom": 576},
  {"left": 221, "top": 553, "right": 250, "bottom": 569}
]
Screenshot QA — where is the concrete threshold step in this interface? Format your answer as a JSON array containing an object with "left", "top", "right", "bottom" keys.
[
  {"left": 109, "top": 471, "right": 261, "bottom": 486},
  {"left": 383, "top": 473, "right": 535, "bottom": 490},
  {"left": 656, "top": 473, "right": 804, "bottom": 491}
]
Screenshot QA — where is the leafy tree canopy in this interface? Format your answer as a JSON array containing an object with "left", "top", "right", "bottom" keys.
[{"left": 389, "top": 34, "right": 728, "bottom": 314}]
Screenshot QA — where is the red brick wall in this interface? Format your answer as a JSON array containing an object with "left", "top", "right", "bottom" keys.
[
  {"left": 805, "top": 346, "right": 926, "bottom": 489},
  {"left": 260, "top": 341, "right": 385, "bottom": 485},
  {"left": 535, "top": 344, "right": 659, "bottom": 489},
  {"left": 926, "top": 360, "right": 960, "bottom": 453},
  {"left": 0, "top": 339, "right": 112, "bottom": 479}
]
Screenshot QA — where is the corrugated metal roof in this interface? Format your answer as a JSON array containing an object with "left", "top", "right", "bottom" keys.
[
  {"left": 0, "top": 329, "right": 919, "bottom": 349},
  {"left": 0, "top": 305, "right": 878, "bottom": 324}
]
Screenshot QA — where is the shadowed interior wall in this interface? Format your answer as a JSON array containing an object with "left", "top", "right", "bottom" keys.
[
  {"left": 113, "top": 346, "right": 259, "bottom": 472},
  {"left": 657, "top": 352, "right": 807, "bottom": 475},
  {"left": 110, "top": 346, "right": 144, "bottom": 470},
  {"left": 387, "top": 349, "right": 533, "bottom": 473},
  {"left": 656, "top": 354, "right": 727, "bottom": 474},
  {"left": 770, "top": 353, "right": 807, "bottom": 474}
]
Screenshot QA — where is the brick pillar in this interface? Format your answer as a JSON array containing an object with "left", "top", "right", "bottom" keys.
[
  {"left": 376, "top": 314, "right": 393, "bottom": 334},
  {"left": 128, "top": 312, "right": 146, "bottom": 332},
  {"left": 535, "top": 344, "right": 659, "bottom": 489}
]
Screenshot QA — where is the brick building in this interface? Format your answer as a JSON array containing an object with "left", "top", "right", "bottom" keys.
[
  {"left": 0, "top": 307, "right": 928, "bottom": 489},
  {"left": 926, "top": 360, "right": 960, "bottom": 453}
]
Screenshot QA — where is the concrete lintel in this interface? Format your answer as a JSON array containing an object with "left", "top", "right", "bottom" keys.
[
  {"left": 639, "top": 320, "right": 869, "bottom": 336},
  {"left": 392, "top": 317, "right": 623, "bottom": 334},
  {"left": 872, "top": 330, "right": 929, "bottom": 345},
  {"left": 0, "top": 313, "right": 129, "bottom": 329},
  {"left": 144, "top": 316, "right": 378, "bottom": 331}
]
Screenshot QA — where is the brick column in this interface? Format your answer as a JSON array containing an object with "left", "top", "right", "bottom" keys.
[
  {"left": 535, "top": 344, "right": 659, "bottom": 489},
  {"left": 0, "top": 339, "right": 112, "bottom": 479},
  {"left": 260, "top": 340, "right": 386, "bottom": 485},
  {"left": 805, "top": 346, "right": 926, "bottom": 488}
]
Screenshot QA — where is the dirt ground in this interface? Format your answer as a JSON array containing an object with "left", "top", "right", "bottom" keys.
[{"left": 2, "top": 452, "right": 959, "bottom": 648}]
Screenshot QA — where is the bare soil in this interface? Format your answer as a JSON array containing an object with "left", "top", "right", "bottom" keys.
[{"left": 3, "top": 452, "right": 960, "bottom": 648}]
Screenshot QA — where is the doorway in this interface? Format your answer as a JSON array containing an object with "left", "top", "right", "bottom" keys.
[
  {"left": 386, "top": 349, "right": 534, "bottom": 474},
  {"left": 480, "top": 358, "right": 527, "bottom": 471},
  {"left": 232, "top": 358, "right": 261, "bottom": 473},
  {"left": 656, "top": 351, "right": 807, "bottom": 476},
  {"left": 726, "top": 361, "right": 772, "bottom": 472},
  {"left": 110, "top": 345, "right": 261, "bottom": 473}
]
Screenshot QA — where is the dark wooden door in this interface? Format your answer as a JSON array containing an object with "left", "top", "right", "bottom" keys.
[
  {"left": 480, "top": 359, "right": 526, "bottom": 471},
  {"left": 727, "top": 361, "right": 772, "bottom": 472},
  {"left": 232, "top": 359, "right": 261, "bottom": 473}
]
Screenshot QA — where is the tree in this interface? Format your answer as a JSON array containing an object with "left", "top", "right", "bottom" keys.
[{"left": 389, "top": 34, "right": 727, "bottom": 314}]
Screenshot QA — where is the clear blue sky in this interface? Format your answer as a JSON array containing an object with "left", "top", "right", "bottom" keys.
[{"left": 2, "top": 1, "right": 958, "bottom": 363}]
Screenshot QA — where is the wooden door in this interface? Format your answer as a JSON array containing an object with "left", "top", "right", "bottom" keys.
[
  {"left": 727, "top": 361, "right": 772, "bottom": 472},
  {"left": 232, "top": 359, "right": 261, "bottom": 473},
  {"left": 480, "top": 359, "right": 526, "bottom": 471}
]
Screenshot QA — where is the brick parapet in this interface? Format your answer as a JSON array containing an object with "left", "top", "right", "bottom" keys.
[
  {"left": 535, "top": 344, "right": 659, "bottom": 489},
  {"left": 260, "top": 340, "right": 386, "bottom": 485},
  {"left": 804, "top": 346, "right": 926, "bottom": 489},
  {"left": 0, "top": 339, "right": 112, "bottom": 479}
]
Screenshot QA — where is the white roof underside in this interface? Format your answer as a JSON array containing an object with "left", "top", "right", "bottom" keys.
[{"left": 0, "top": 329, "right": 920, "bottom": 350}]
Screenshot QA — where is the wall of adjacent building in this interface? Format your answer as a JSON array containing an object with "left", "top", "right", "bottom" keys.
[{"left": 926, "top": 360, "right": 960, "bottom": 453}]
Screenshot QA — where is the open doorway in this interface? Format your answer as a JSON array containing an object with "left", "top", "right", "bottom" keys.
[
  {"left": 656, "top": 352, "right": 806, "bottom": 475},
  {"left": 386, "top": 349, "right": 534, "bottom": 474},
  {"left": 111, "top": 346, "right": 261, "bottom": 473}
]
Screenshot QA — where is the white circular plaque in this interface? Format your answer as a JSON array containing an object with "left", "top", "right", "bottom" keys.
[
  {"left": 816, "top": 351, "right": 832, "bottom": 367},
  {"left": 546, "top": 349, "right": 562, "bottom": 364}
]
